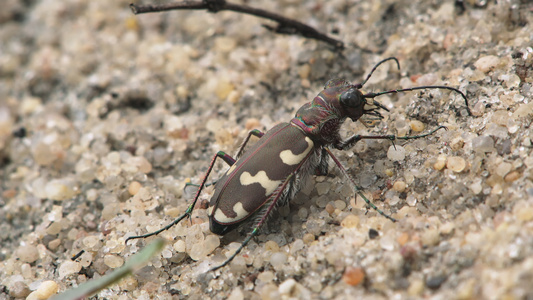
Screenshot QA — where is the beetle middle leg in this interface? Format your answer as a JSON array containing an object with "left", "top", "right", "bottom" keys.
[
  {"left": 185, "top": 129, "right": 265, "bottom": 191},
  {"left": 125, "top": 150, "right": 237, "bottom": 243}
]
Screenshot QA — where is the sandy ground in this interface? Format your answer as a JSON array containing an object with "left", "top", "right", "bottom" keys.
[{"left": 1, "top": 0, "right": 532, "bottom": 299}]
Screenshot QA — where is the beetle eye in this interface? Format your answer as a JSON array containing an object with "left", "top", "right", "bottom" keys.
[{"left": 340, "top": 89, "right": 362, "bottom": 108}]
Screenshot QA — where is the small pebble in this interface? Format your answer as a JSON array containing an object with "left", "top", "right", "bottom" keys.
[
  {"left": 228, "top": 287, "right": 244, "bottom": 300},
  {"left": 426, "top": 274, "right": 448, "bottom": 290},
  {"left": 433, "top": 155, "right": 447, "bottom": 171},
  {"left": 104, "top": 254, "right": 124, "bottom": 268},
  {"left": 334, "top": 200, "right": 347, "bottom": 211},
  {"left": 504, "top": 170, "right": 520, "bottom": 183},
  {"left": 397, "top": 232, "right": 409, "bottom": 246},
  {"left": 8, "top": 281, "right": 30, "bottom": 298},
  {"left": 341, "top": 214, "right": 359, "bottom": 228},
  {"left": 270, "top": 252, "right": 287, "bottom": 270},
  {"left": 387, "top": 145, "right": 406, "bottom": 161},
  {"left": 342, "top": 267, "right": 365, "bottom": 286},
  {"left": 368, "top": 228, "right": 379, "bottom": 239},
  {"left": 474, "top": 55, "right": 500, "bottom": 73},
  {"left": 302, "top": 233, "right": 315, "bottom": 244},
  {"left": 28, "top": 280, "right": 59, "bottom": 300},
  {"left": 17, "top": 245, "right": 40, "bottom": 263},
  {"left": 409, "top": 120, "right": 425, "bottom": 132},
  {"left": 58, "top": 260, "right": 82, "bottom": 279},
  {"left": 446, "top": 156, "right": 466, "bottom": 172},
  {"left": 325, "top": 203, "right": 335, "bottom": 215},
  {"left": 278, "top": 278, "right": 297, "bottom": 295},
  {"left": 257, "top": 271, "right": 275, "bottom": 283},
  {"left": 421, "top": 229, "right": 440, "bottom": 246},
  {"left": 128, "top": 181, "right": 142, "bottom": 195},
  {"left": 264, "top": 240, "right": 280, "bottom": 252},
  {"left": 393, "top": 180, "right": 406, "bottom": 192},
  {"left": 203, "top": 235, "right": 220, "bottom": 255},
  {"left": 408, "top": 279, "right": 425, "bottom": 296}
]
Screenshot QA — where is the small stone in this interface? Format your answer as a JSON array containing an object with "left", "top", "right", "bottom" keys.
[
  {"left": 325, "top": 202, "right": 335, "bottom": 215},
  {"left": 504, "top": 170, "right": 520, "bottom": 182},
  {"left": 58, "top": 260, "right": 82, "bottom": 279},
  {"left": 173, "top": 240, "right": 186, "bottom": 252},
  {"left": 270, "top": 252, "right": 287, "bottom": 270},
  {"left": 303, "top": 233, "right": 315, "bottom": 244},
  {"left": 128, "top": 181, "right": 142, "bottom": 195},
  {"left": 32, "top": 281, "right": 59, "bottom": 300},
  {"left": 380, "top": 234, "right": 395, "bottom": 250},
  {"left": 228, "top": 287, "right": 244, "bottom": 300},
  {"left": 387, "top": 145, "right": 406, "bottom": 161},
  {"left": 48, "top": 238, "right": 61, "bottom": 250},
  {"left": 397, "top": 232, "right": 409, "bottom": 246},
  {"left": 341, "top": 214, "right": 359, "bottom": 228},
  {"left": 408, "top": 279, "right": 425, "bottom": 296},
  {"left": 45, "top": 179, "right": 77, "bottom": 201},
  {"left": 17, "top": 245, "right": 40, "bottom": 263},
  {"left": 278, "top": 278, "right": 297, "bottom": 295},
  {"left": 368, "top": 228, "right": 379, "bottom": 239},
  {"left": 433, "top": 155, "right": 447, "bottom": 171},
  {"left": 342, "top": 267, "right": 365, "bottom": 286},
  {"left": 450, "top": 137, "right": 465, "bottom": 150},
  {"left": 472, "top": 136, "right": 495, "bottom": 153},
  {"left": 104, "top": 254, "right": 124, "bottom": 268},
  {"left": 257, "top": 271, "right": 275, "bottom": 283},
  {"left": 264, "top": 240, "right": 280, "bottom": 252},
  {"left": 334, "top": 200, "right": 347, "bottom": 211},
  {"left": 409, "top": 120, "right": 425, "bottom": 132},
  {"left": 393, "top": 180, "right": 406, "bottom": 192},
  {"left": 203, "top": 235, "right": 220, "bottom": 255},
  {"left": 244, "top": 118, "right": 261, "bottom": 130},
  {"left": 474, "top": 55, "right": 500, "bottom": 73},
  {"left": 8, "top": 281, "right": 30, "bottom": 298},
  {"left": 426, "top": 274, "right": 447, "bottom": 290},
  {"left": 446, "top": 156, "right": 466, "bottom": 172},
  {"left": 421, "top": 229, "right": 440, "bottom": 246}
]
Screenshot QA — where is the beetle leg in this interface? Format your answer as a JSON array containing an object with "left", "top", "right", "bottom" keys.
[
  {"left": 334, "top": 126, "right": 447, "bottom": 150},
  {"left": 209, "top": 173, "right": 296, "bottom": 272},
  {"left": 126, "top": 151, "right": 237, "bottom": 244},
  {"left": 325, "top": 148, "right": 397, "bottom": 222},
  {"left": 235, "top": 129, "right": 265, "bottom": 159}
]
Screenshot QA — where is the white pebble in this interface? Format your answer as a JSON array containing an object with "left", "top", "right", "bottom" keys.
[
  {"left": 58, "top": 260, "right": 81, "bottom": 279},
  {"left": 387, "top": 145, "right": 406, "bottom": 161},
  {"left": 278, "top": 278, "right": 297, "bottom": 295}
]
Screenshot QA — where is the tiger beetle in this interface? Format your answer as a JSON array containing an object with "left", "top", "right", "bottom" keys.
[{"left": 126, "top": 57, "right": 471, "bottom": 272}]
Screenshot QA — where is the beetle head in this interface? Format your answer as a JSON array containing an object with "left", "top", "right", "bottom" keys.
[{"left": 324, "top": 78, "right": 389, "bottom": 122}]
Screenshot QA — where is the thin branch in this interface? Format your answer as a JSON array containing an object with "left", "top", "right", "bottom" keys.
[{"left": 130, "top": 0, "right": 344, "bottom": 49}]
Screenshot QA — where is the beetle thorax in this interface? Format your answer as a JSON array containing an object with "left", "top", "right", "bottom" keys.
[{"left": 291, "top": 94, "right": 346, "bottom": 145}]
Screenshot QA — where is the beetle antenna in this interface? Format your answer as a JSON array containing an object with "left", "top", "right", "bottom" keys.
[
  {"left": 356, "top": 57, "right": 400, "bottom": 89},
  {"left": 363, "top": 86, "right": 472, "bottom": 116}
]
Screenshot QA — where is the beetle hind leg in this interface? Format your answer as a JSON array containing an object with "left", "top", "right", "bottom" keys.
[
  {"left": 208, "top": 173, "right": 296, "bottom": 272},
  {"left": 125, "top": 151, "right": 237, "bottom": 244}
]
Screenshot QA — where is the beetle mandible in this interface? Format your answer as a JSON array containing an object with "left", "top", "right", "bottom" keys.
[{"left": 126, "top": 57, "right": 471, "bottom": 271}]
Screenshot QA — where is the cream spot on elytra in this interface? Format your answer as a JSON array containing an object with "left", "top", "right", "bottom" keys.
[
  {"left": 240, "top": 171, "right": 281, "bottom": 196},
  {"left": 213, "top": 202, "right": 249, "bottom": 223},
  {"left": 279, "top": 137, "right": 314, "bottom": 166}
]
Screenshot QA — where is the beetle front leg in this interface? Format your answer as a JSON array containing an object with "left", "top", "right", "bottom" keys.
[
  {"left": 334, "top": 126, "right": 447, "bottom": 150},
  {"left": 126, "top": 151, "right": 237, "bottom": 243}
]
